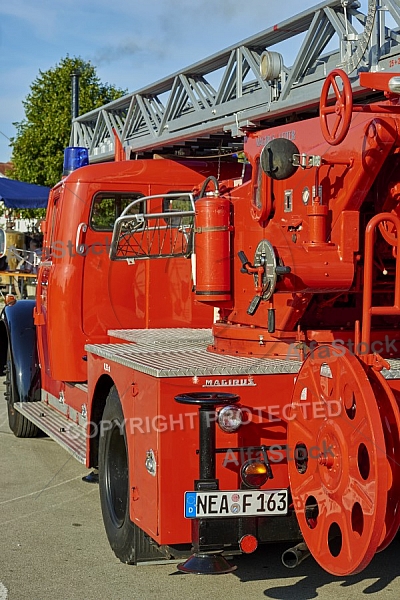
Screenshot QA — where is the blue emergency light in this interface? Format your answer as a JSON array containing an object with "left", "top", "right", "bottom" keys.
[{"left": 63, "top": 147, "right": 89, "bottom": 176}]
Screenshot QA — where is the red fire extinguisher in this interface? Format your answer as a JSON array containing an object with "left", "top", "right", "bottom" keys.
[{"left": 194, "top": 178, "right": 232, "bottom": 303}]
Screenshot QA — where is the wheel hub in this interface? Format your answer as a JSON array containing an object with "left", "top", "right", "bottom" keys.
[{"left": 315, "top": 425, "right": 342, "bottom": 492}]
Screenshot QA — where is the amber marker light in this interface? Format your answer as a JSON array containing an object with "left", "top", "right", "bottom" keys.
[
  {"left": 217, "top": 405, "right": 243, "bottom": 433},
  {"left": 241, "top": 460, "right": 269, "bottom": 488}
]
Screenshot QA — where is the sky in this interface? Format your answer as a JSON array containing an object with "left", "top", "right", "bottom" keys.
[{"left": 0, "top": 0, "right": 367, "bottom": 165}]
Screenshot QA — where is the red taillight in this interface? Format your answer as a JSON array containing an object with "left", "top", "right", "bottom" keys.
[{"left": 240, "top": 460, "right": 269, "bottom": 488}]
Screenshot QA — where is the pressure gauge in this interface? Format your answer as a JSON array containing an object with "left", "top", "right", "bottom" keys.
[{"left": 253, "top": 239, "right": 278, "bottom": 300}]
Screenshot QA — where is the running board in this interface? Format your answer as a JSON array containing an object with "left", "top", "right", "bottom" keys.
[{"left": 14, "top": 401, "right": 87, "bottom": 464}]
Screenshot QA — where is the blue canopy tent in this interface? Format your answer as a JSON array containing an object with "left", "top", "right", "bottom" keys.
[{"left": 0, "top": 178, "right": 50, "bottom": 209}]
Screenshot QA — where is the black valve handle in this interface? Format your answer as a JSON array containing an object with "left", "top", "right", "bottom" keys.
[
  {"left": 238, "top": 250, "right": 252, "bottom": 274},
  {"left": 268, "top": 308, "right": 275, "bottom": 333},
  {"left": 247, "top": 295, "right": 262, "bottom": 316}
]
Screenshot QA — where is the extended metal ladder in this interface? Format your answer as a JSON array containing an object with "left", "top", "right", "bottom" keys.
[{"left": 70, "top": 1, "right": 400, "bottom": 163}]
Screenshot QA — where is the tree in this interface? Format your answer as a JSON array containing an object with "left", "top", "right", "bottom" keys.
[{"left": 9, "top": 56, "right": 126, "bottom": 189}]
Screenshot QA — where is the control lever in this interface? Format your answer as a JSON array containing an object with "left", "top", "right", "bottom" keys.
[
  {"left": 238, "top": 251, "right": 291, "bottom": 277},
  {"left": 238, "top": 250, "right": 251, "bottom": 274},
  {"left": 238, "top": 248, "right": 291, "bottom": 316},
  {"left": 268, "top": 308, "right": 275, "bottom": 333},
  {"left": 247, "top": 295, "right": 262, "bottom": 316}
]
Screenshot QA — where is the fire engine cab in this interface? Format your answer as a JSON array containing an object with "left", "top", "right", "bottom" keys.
[{"left": 3, "top": 0, "right": 400, "bottom": 577}]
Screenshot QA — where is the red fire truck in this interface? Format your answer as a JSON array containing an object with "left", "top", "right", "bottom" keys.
[{"left": 3, "top": 0, "right": 400, "bottom": 577}]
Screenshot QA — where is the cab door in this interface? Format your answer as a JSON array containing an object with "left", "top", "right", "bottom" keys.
[
  {"left": 81, "top": 190, "right": 146, "bottom": 338},
  {"left": 34, "top": 188, "right": 61, "bottom": 379}
]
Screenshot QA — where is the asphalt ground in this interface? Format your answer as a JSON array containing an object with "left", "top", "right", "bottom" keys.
[{"left": 1, "top": 379, "right": 400, "bottom": 600}]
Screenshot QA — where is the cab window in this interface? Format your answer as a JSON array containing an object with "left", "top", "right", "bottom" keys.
[
  {"left": 90, "top": 193, "right": 144, "bottom": 231},
  {"left": 163, "top": 191, "right": 193, "bottom": 226}
]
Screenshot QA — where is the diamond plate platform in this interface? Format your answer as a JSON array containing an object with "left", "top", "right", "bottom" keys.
[
  {"left": 91, "top": 329, "right": 400, "bottom": 380},
  {"left": 108, "top": 328, "right": 213, "bottom": 350},
  {"left": 89, "top": 329, "right": 301, "bottom": 378},
  {"left": 86, "top": 341, "right": 301, "bottom": 378},
  {"left": 14, "top": 402, "right": 86, "bottom": 464},
  {"left": 383, "top": 359, "right": 400, "bottom": 380}
]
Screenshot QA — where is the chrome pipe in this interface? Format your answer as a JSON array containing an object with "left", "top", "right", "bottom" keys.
[{"left": 281, "top": 542, "right": 310, "bottom": 568}]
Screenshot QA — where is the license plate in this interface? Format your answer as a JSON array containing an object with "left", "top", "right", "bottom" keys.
[{"left": 184, "top": 489, "right": 288, "bottom": 518}]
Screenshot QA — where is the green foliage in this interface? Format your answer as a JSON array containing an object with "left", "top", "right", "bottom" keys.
[
  {"left": 91, "top": 194, "right": 142, "bottom": 230},
  {"left": 9, "top": 56, "right": 126, "bottom": 192},
  {"left": 12, "top": 208, "right": 47, "bottom": 221}
]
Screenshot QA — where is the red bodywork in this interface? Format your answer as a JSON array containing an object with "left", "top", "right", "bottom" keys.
[
  {"left": 33, "top": 72, "right": 400, "bottom": 573},
  {"left": 35, "top": 158, "right": 243, "bottom": 386}
]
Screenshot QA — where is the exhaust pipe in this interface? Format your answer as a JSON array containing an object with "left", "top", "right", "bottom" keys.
[{"left": 281, "top": 542, "right": 310, "bottom": 568}]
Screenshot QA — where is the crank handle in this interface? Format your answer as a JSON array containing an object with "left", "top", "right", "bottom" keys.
[
  {"left": 238, "top": 250, "right": 251, "bottom": 274},
  {"left": 238, "top": 250, "right": 260, "bottom": 275}
]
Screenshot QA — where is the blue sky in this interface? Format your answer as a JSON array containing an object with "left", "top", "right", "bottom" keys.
[{"left": 0, "top": 1, "right": 359, "bottom": 165}]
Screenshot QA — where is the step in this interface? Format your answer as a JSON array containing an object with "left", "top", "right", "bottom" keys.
[{"left": 14, "top": 401, "right": 87, "bottom": 464}]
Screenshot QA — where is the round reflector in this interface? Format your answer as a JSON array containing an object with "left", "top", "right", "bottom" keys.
[{"left": 239, "top": 534, "right": 258, "bottom": 554}]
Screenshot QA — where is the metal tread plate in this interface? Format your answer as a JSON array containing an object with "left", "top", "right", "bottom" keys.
[
  {"left": 383, "top": 359, "right": 400, "bottom": 379},
  {"left": 87, "top": 339, "right": 301, "bottom": 378},
  {"left": 91, "top": 330, "right": 400, "bottom": 380},
  {"left": 108, "top": 328, "right": 213, "bottom": 349},
  {"left": 14, "top": 402, "right": 86, "bottom": 464}
]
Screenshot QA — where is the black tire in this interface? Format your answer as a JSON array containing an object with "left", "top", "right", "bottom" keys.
[
  {"left": 98, "top": 386, "right": 164, "bottom": 564},
  {"left": 5, "top": 347, "right": 38, "bottom": 438}
]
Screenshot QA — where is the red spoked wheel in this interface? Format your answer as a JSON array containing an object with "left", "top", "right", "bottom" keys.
[
  {"left": 320, "top": 69, "right": 353, "bottom": 145},
  {"left": 287, "top": 346, "right": 394, "bottom": 575},
  {"left": 367, "top": 369, "right": 400, "bottom": 552}
]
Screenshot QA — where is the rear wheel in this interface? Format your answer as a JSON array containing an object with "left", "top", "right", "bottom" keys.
[
  {"left": 98, "top": 386, "right": 165, "bottom": 564},
  {"left": 5, "top": 346, "right": 38, "bottom": 438}
]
